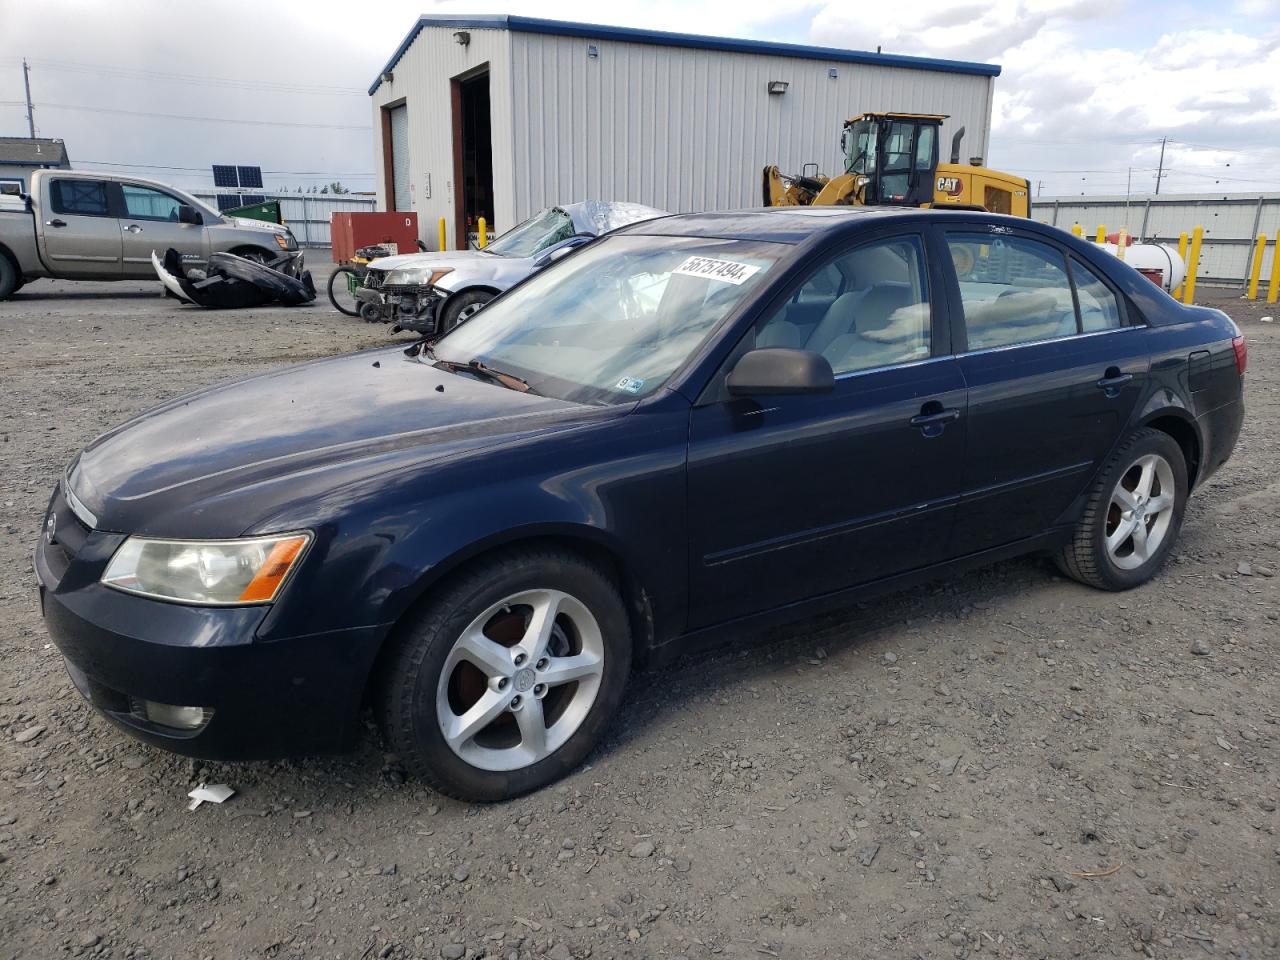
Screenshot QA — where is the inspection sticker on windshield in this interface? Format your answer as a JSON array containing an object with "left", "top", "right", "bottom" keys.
[
  {"left": 673, "top": 256, "right": 761, "bottom": 285},
  {"left": 615, "top": 376, "right": 645, "bottom": 394}
]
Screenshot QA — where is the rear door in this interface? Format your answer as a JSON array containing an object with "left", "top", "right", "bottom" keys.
[
  {"left": 685, "top": 230, "right": 968, "bottom": 628},
  {"left": 116, "top": 182, "right": 209, "bottom": 277},
  {"left": 38, "top": 177, "right": 122, "bottom": 277},
  {"left": 944, "top": 225, "right": 1149, "bottom": 553}
]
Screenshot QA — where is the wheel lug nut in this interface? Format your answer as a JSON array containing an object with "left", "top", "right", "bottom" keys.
[
  {"left": 497, "top": 677, "right": 509, "bottom": 690},
  {"left": 534, "top": 683, "right": 546, "bottom": 697},
  {"left": 535, "top": 657, "right": 548, "bottom": 670},
  {"left": 514, "top": 652, "right": 527, "bottom": 667},
  {"left": 510, "top": 694, "right": 522, "bottom": 710}
]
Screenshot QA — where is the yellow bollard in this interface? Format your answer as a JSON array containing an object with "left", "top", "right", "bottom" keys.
[
  {"left": 438, "top": 217, "right": 447, "bottom": 251},
  {"left": 478, "top": 217, "right": 487, "bottom": 249},
  {"left": 1268, "top": 230, "right": 1280, "bottom": 305},
  {"left": 1182, "top": 226, "right": 1204, "bottom": 305},
  {"left": 1247, "top": 233, "right": 1266, "bottom": 300},
  {"left": 1116, "top": 229, "right": 1128, "bottom": 261},
  {"left": 1070, "top": 223, "right": 1083, "bottom": 238},
  {"left": 1095, "top": 225, "right": 1106, "bottom": 243},
  {"left": 1172, "top": 231, "right": 1189, "bottom": 299}
]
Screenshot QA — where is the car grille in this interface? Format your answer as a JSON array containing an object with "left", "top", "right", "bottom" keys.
[
  {"left": 42, "top": 486, "right": 92, "bottom": 585},
  {"left": 383, "top": 283, "right": 433, "bottom": 296},
  {"left": 363, "top": 271, "right": 385, "bottom": 290}
]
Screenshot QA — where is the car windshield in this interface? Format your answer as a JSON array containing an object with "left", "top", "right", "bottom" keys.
[
  {"left": 843, "top": 118, "right": 878, "bottom": 176},
  {"left": 483, "top": 207, "right": 576, "bottom": 258},
  {"left": 432, "top": 235, "right": 785, "bottom": 404}
]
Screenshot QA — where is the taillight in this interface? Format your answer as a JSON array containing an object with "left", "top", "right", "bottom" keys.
[{"left": 1232, "top": 335, "right": 1247, "bottom": 375}]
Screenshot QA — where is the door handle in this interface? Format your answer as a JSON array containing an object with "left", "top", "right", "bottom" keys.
[
  {"left": 910, "top": 401, "right": 961, "bottom": 437},
  {"left": 910, "top": 409, "right": 961, "bottom": 427},
  {"left": 1096, "top": 367, "right": 1132, "bottom": 397},
  {"left": 124, "top": 224, "right": 142, "bottom": 233},
  {"left": 45, "top": 219, "right": 66, "bottom": 227}
]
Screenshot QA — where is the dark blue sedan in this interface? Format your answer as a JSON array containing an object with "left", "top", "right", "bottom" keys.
[{"left": 36, "top": 207, "right": 1244, "bottom": 801}]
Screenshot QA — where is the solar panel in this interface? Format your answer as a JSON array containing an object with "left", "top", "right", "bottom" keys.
[
  {"left": 237, "top": 166, "right": 264, "bottom": 189},
  {"left": 212, "top": 165, "right": 239, "bottom": 188},
  {"left": 240, "top": 194, "right": 266, "bottom": 206},
  {"left": 215, "top": 194, "right": 241, "bottom": 211}
]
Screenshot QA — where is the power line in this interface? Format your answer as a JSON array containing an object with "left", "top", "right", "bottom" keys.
[
  {"left": 0, "top": 98, "right": 370, "bottom": 131},
  {"left": 0, "top": 56, "right": 365, "bottom": 97},
  {"left": 73, "top": 159, "right": 373, "bottom": 178}
]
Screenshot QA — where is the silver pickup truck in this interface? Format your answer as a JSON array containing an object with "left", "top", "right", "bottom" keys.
[{"left": 0, "top": 169, "right": 299, "bottom": 299}]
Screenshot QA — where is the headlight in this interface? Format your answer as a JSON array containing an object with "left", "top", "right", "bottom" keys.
[
  {"left": 273, "top": 233, "right": 291, "bottom": 251},
  {"left": 101, "top": 533, "right": 311, "bottom": 605},
  {"left": 384, "top": 266, "right": 453, "bottom": 288}
]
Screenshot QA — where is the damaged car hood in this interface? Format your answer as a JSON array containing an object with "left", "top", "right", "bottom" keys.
[{"left": 67, "top": 348, "right": 606, "bottom": 537}]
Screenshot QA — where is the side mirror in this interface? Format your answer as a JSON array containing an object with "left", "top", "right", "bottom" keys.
[
  {"left": 177, "top": 204, "right": 202, "bottom": 226},
  {"left": 533, "top": 235, "right": 591, "bottom": 269},
  {"left": 726, "top": 348, "right": 834, "bottom": 397}
]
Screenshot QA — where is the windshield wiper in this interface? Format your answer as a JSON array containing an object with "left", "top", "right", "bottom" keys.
[{"left": 434, "top": 357, "right": 533, "bottom": 393}]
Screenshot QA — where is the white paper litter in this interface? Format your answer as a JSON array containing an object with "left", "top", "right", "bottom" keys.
[{"left": 187, "top": 783, "right": 235, "bottom": 811}]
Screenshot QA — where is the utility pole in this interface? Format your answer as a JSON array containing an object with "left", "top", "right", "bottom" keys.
[
  {"left": 22, "top": 59, "right": 35, "bottom": 138},
  {"left": 1154, "top": 136, "right": 1166, "bottom": 195}
]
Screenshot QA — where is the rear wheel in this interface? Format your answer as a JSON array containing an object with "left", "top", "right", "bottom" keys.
[
  {"left": 327, "top": 266, "right": 361, "bottom": 316},
  {"left": 440, "top": 290, "right": 494, "bottom": 333},
  {"left": 1056, "top": 427, "right": 1187, "bottom": 590},
  {"left": 377, "top": 549, "right": 631, "bottom": 801},
  {"left": 0, "top": 256, "right": 18, "bottom": 300}
]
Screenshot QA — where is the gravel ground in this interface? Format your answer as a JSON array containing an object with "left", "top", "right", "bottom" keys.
[{"left": 1, "top": 270, "right": 1277, "bottom": 960}]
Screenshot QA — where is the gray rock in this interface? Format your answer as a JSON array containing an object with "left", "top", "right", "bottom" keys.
[
  {"left": 441, "top": 944, "right": 465, "bottom": 960},
  {"left": 1238, "top": 561, "right": 1253, "bottom": 576},
  {"left": 883, "top": 651, "right": 899, "bottom": 665},
  {"left": 857, "top": 842, "right": 881, "bottom": 866},
  {"left": 14, "top": 724, "right": 45, "bottom": 744},
  {"left": 1191, "top": 638, "right": 1211, "bottom": 656},
  {"left": 77, "top": 933, "right": 101, "bottom": 948},
  {"left": 829, "top": 840, "right": 848, "bottom": 853},
  {"left": 451, "top": 865, "right": 470, "bottom": 882},
  {"left": 939, "top": 755, "right": 962, "bottom": 776},
  {"left": 547, "top": 943, "right": 572, "bottom": 960},
  {"left": 629, "top": 839, "right": 656, "bottom": 858},
  {"left": 120, "top": 755, "right": 145, "bottom": 769}
]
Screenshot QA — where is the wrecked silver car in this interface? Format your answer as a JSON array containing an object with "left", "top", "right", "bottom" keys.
[{"left": 356, "top": 201, "right": 667, "bottom": 333}]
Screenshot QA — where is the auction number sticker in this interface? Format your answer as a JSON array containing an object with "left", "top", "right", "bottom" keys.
[{"left": 673, "top": 256, "right": 761, "bottom": 285}]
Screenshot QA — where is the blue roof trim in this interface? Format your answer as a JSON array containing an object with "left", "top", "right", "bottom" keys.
[{"left": 368, "top": 14, "right": 1001, "bottom": 95}]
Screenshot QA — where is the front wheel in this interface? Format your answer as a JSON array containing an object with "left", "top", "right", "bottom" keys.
[
  {"left": 1056, "top": 427, "right": 1188, "bottom": 590},
  {"left": 439, "top": 290, "right": 494, "bottom": 333},
  {"left": 377, "top": 549, "right": 632, "bottom": 801},
  {"left": 327, "top": 266, "right": 361, "bottom": 316}
]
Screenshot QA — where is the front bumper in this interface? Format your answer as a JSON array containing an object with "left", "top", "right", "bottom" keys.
[
  {"left": 34, "top": 487, "right": 383, "bottom": 760},
  {"left": 358, "top": 277, "right": 441, "bottom": 333}
]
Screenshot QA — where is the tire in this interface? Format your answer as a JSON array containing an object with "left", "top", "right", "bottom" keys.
[
  {"left": 377, "top": 548, "right": 632, "bottom": 801},
  {"left": 0, "top": 255, "right": 17, "bottom": 300},
  {"left": 440, "top": 290, "right": 494, "bottom": 333},
  {"left": 327, "top": 266, "right": 360, "bottom": 317},
  {"left": 1056, "top": 427, "right": 1188, "bottom": 591}
]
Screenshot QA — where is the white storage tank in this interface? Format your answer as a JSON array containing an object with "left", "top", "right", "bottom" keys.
[{"left": 1097, "top": 242, "right": 1186, "bottom": 294}]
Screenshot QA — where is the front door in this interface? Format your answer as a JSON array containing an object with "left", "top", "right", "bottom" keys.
[
  {"left": 39, "top": 177, "right": 121, "bottom": 277},
  {"left": 686, "top": 232, "right": 968, "bottom": 628},
  {"left": 943, "top": 227, "right": 1149, "bottom": 552},
  {"left": 116, "top": 183, "right": 208, "bottom": 277}
]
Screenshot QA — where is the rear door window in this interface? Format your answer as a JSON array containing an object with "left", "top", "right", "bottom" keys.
[
  {"left": 946, "top": 232, "right": 1077, "bottom": 350},
  {"left": 1070, "top": 257, "right": 1125, "bottom": 331},
  {"left": 50, "top": 179, "right": 112, "bottom": 217}
]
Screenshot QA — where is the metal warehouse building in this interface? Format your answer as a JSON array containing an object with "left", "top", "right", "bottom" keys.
[{"left": 369, "top": 15, "right": 1000, "bottom": 249}]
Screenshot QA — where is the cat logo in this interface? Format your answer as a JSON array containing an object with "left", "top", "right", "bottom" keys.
[{"left": 936, "top": 176, "right": 964, "bottom": 197}]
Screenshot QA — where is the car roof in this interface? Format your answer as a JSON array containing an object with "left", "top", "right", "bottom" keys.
[{"left": 619, "top": 206, "right": 1024, "bottom": 244}]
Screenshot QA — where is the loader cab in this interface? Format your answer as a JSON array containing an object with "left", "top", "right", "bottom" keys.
[{"left": 841, "top": 113, "right": 942, "bottom": 208}]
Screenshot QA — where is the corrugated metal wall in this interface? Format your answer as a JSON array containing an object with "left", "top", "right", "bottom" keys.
[
  {"left": 369, "top": 27, "right": 515, "bottom": 248},
  {"left": 1033, "top": 193, "right": 1280, "bottom": 288},
  {"left": 194, "top": 193, "right": 376, "bottom": 247},
  {"left": 507, "top": 32, "right": 994, "bottom": 222}
]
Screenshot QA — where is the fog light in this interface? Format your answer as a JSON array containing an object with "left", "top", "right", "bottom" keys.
[{"left": 134, "top": 699, "right": 211, "bottom": 731}]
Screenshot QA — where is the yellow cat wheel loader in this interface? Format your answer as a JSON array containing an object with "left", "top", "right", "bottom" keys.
[{"left": 763, "top": 112, "right": 1030, "bottom": 216}]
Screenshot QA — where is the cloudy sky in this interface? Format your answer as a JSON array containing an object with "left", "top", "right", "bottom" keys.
[{"left": 2, "top": 0, "right": 1277, "bottom": 200}]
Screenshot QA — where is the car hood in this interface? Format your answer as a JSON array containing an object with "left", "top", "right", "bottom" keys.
[
  {"left": 368, "top": 249, "right": 534, "bottom": 295},
  {"left": 68, "top": 347, "right": 601, "bottom": 537},
  {"left": 222, "top": 216, "right": 288, "bottom": 235}
]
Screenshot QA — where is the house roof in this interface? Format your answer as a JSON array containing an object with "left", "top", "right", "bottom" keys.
[
  {"left": 369, "top": 14, "right": 1002, "bottom": 95},
  {"left": 0, "top": 137, "right": 69, "bottom": 167}
]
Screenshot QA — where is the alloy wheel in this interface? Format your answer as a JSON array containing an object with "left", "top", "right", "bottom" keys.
[
  {"left": 435, "top": 589, "right": 605, "bottom": 772},
  {"left": 1105, "top": 453, "right": 1176, "bottom": 570}
]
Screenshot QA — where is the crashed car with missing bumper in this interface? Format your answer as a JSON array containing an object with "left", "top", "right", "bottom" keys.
[{"left": 356, "top": 201, "right": 667, "bottom": 333}]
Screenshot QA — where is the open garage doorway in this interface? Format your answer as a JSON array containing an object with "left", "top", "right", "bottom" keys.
[{"left": 451, "top": 67, "right": 494, "bottom": 250}]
